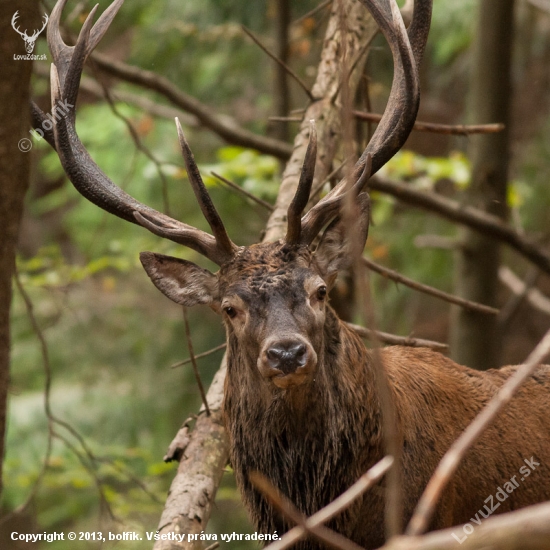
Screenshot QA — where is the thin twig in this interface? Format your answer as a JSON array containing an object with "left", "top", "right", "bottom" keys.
[
  {"left": 292, "top": 0, "right": 333, "bottom": 26},
  {"left": 363, "top": 257, "right": 499, "bottom": 315},
  {"left": 406, "top": 328, "right": 550, "bottom": 536},
  {"left": 250, "top": 473, "right": 365, "bottom": 550},
  {"left": 53, "top": 430, "right": 117, "bottom": 521},
  {"left": 182, "top": 308, "right": 210, "bottom": 416},
  {"left": 241, "top": 26, "right": 314, "bottom": 101},
  {"left": 354, "top": 110, "right": 505, "bottom": 135},
  {"left": 308, "top": 157, "right": 353, "bottom": 205},
  {"left": 268, "top": 116, "right": 303, "bottom": 122},
  {"left": 170, "top": 343, "right": 227, "bottom": 369},
  {"left": 265, "top": 457, "right": 393, "bottom": 550},
  {"left": 211, "top": 171, "right": 274, "bottom": 211},
  {"left": 271, "top": 112, "right": 505, "bottom": 137},
  {"left": 352, "top": 257, "right": 403, "bottom": 538},
  {"left": 345, "top": 322, "right": 448, "bottom": 351},
  {"left": 499, "top": 267, "right": 550, "bottom": 321}
]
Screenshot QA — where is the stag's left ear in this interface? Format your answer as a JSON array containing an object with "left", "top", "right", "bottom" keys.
[
  {"left": 140, "top": 252, "right": 219, "bottom": 308},
  {"left": 314, "top": 192, "right": 370, "bottom": 284}
]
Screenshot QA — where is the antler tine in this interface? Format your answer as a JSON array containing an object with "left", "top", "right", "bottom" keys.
[
  {"left": 300, "top": 154, "right": 373, "bottom": 245},
  {"left": 48, "top": 0, "right": 124, "bottom": 94},
  {"left": 45, "top": 0, "right": 234, "bottom": 266},
  {"left": 175, "top": 118, "right": 238, "bottom": 259},
  {"left": 285, "top": 120, "right": 317, "bottom": 245},
  {"left": 299, "top": 0, "right": 431, "bottom": 245},
  {"left": 355, "top": 0, "right": 422, "bottom": 177},
  {"left": 406, "top": 0, "right": 432, "bottom": 67}
]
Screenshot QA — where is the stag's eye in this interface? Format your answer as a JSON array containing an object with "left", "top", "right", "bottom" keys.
[
  {"left": 316, "top": 286, "right": 327, "bottom": 301},
  {"left": 224, "top": 306, "right": 237, "bottom": 319}
]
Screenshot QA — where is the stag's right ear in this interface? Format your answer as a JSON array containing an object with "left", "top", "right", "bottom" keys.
[{"left": 140, "top": 252, "right": 219, "bottom": 308}]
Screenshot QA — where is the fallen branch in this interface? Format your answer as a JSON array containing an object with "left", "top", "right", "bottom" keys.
[
  {"left": 383, "top": 501, "right": 550, "bottom": 550},
  {"left": 153, "top": 362, "right": 229, "bottom": 550}
]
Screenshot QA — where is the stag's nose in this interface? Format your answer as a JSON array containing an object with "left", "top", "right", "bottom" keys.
[{"left": 265, "top": 341, "right": 308, "bottom": 374}]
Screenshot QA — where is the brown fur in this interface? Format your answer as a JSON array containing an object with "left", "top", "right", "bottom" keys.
[
  {"left": 219, "top": 246, "right": 550, "bottom": 549},
  {"left": 142, "top": 239, "right": 550, "bottom": 550}
]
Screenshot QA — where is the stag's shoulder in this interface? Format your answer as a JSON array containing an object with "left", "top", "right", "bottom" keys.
[{"left": 379, "top": 345, "right": 550, "bottom": 396}]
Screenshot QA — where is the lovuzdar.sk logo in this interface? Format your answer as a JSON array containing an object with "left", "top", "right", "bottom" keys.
[{"left": 12, "top": 10, "right": 49, "bottom": 60}]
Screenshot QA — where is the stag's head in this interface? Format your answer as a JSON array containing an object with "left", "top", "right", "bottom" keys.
[
  {"left": 139, "top": 141, "right": 371, "bottom": 388},
  {"left": 36, "top": 0, "right": 430, "bottom": 389}
]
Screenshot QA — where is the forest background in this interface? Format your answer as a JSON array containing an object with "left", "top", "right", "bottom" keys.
[{"left": 1, "top": 0, "right": 550, "bottom": 548}]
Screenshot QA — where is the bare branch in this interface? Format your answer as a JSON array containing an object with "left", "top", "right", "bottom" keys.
[
  {"left": 170, "top": 343, "right": 227, "bottom": 369},
  {"left": 369, "top": 175, "right": 550, "bottom": 275},
  {"left": 527, "top": 0, "right": 550, "bottom": 15},
  {"left": 345, "top": 322, "right": 448, "bottom": 351},
  {"left": 499, "top": 266, "right": 550, "bottom": 316},
  {"left": 210, "top": 172, "right": 274, "bottom": 212},
  {"left": 354, "top": 110, "right": 505, "bottom": 135},
  {"left": 363, "top": 257, "right": 499, "bottom": 315},
  {"left": 292, "top": 0, "right": 333, "bottom": 26},
  {"left": 34, "top": 61, "right": 198, "bottom": 126},
  {"left": 241, "top": 26, "right": 314, "bottom": 101},
  {"left": 382, "top": 501, "right": 550, "bottom": 550},
  {"left": 90, "top": 51, "right": 293, "bottom": 160},
  {"left": 182, "top": 308, "right": 210, "bottom": 416},
  {"left": 406, "top": 328, "right": 550, "bottom": 536},
  {"left": 250, "top": 472, "right": 365, "bottom": 550}
]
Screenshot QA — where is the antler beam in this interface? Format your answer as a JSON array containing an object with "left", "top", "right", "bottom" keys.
[
  {"left": 40, "top": 0, "right": 237, "bottom": 265},
  {"left": 298, "top": 0, "right": 432, "bottom": 246}
]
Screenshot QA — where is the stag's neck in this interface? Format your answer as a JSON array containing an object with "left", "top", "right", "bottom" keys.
[{"left": 223, "top": 307, "right": 385, "bottom": 531}]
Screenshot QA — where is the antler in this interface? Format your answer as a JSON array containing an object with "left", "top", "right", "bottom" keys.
[
  {"left": 38, "top": 0, "right": 237, "bottom": 266},
  {"left": 294, "top": 0, "right": 432, "bottom": 246},
  {"left": 34, "top": 14, "right": 50, "bottom": 40},
  {"left": 285, "top": 121, "right": 317, "bottom": 245},
  {"left": 12, "top": 11, "right": 49, "bottom": 40},
  {"left": 11, "top": 12, "right": 26, "bottom": 38}
]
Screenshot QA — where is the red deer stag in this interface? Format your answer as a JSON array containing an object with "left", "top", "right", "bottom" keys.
[{"left": 34, "top": 0, "right": 550, "bottom": 548}]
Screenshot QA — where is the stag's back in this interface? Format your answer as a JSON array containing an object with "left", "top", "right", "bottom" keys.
[{"left": 382, "top": 346, "right": 550, "bottom": 531}]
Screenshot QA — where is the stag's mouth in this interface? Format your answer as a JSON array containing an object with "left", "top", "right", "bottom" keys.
[{"left": 270, "top": 367, "right": 311, "bottom": 389}]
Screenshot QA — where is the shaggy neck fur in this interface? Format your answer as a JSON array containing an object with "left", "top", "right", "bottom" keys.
[{"left": 223, "top": 306, "right": 384, "bottom": 544}]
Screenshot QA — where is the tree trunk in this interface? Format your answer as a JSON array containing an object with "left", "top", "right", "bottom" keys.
[
  {"left": 272, "top": 0, "right": 291, "bottom": 143},
  {"left": 450, "top": 0, "right": 515, "bottom": 370},
  {"left": 0, "top": 0, "right": 37, "bottom": 496}
]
